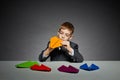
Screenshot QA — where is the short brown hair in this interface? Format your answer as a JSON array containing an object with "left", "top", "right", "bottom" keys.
[{"left": 58, "top": 22, "right": 74, "bottom": 35}]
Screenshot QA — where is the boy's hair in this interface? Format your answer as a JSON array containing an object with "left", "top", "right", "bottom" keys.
[{"left": 58, "top": 22, "right": 74, "bottom": 35}]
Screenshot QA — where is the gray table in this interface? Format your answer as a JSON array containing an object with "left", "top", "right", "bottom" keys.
[{"left": 0, "top": 61, "right": 120, "bottom": 80}]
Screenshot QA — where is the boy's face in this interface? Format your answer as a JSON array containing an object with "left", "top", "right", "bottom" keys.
[{"left": 57, "top": 27, "right": 72, "bottom": 41}]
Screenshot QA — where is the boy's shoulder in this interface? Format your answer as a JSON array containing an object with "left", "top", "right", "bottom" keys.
[{"left": 70, "top": 41, "right": 78, "bottom": 47}]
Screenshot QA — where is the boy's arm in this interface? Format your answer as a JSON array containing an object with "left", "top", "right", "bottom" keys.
[
  {"left": 65, "top": 45, "right": 74, "bottom": 56},
  {"left": 39, "top": 50, "right": 49, "bottom": 62},
  {"left": 71, "top": 44, "right": 84, "bottom": 62},
  {"left": 39, "top": 42, "right": 54, "bottom": 62},
  {"left": 63, "top": 42, "right": 84, "bottom": 63}
]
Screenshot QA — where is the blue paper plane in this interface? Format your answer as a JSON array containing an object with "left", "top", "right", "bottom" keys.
[{"left": 80, "top": 63, "right": 100, "bottom": 71}]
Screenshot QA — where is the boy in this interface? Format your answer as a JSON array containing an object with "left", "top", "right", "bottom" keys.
[{"left": 39, "top": 22, "right": 84, "bottom": 63}]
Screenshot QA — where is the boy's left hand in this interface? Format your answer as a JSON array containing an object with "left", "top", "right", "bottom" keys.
[
  {"left": 61, "top": 41, "right": 70, "bottom": 48},
  {"left": 61, "top": 41, "right": 73, "bottom": 55}
]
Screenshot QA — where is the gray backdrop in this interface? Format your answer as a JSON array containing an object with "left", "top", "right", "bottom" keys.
[{"left": 0, "top": 0, "right": 119, "bottom": 61}]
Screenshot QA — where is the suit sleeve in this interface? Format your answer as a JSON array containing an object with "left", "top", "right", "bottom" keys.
[
  {"left": 65, "top": 43, "right": 84, "bottom": 63},
  {"left": 38, "top": 42, "right": 50, "bottom": 62},
  {"left": 70, "top": 44, "right": 84, "bottom": 63}
]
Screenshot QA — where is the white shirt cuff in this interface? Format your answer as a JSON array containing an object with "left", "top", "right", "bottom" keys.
[{"left": 69, "top": 49, "right": 74, "bottom": 56}]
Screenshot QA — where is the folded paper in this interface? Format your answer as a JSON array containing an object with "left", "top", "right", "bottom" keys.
[
  {"left": 80, "top": 63, "right": 99, "bottom": 71},
  {"left": 58, "top": 65, "right": 69, "bottom": 72},
  {"left": 49, "top": 36, "right": 62, "bottom": 48},
  {"left": 80, "top": 63, "right": 89, "bottom": 70},
  {"left": 89, "top": 64, "right": 99, "bottom": 70},
  {"left": 15, "top": 61, "right": 39, "bottom": 68},
  {"left": 58, "top": 65, "right": 79, "bottom": 73},
  {"left": 30, "top": 64, "right": 51, "bottom": 72},
  {"left": 68, "top": 65, "right": 79, "bottom": 73}
]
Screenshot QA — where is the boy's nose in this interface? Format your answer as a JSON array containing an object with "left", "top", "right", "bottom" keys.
[{"left": 61, "top": 35, "right": 65, "bottom": 38}]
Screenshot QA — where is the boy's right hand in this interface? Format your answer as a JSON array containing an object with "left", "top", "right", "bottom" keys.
[
  {"left": 43, "top": 36, "right": 62, "bottom": 56},
  {"left": 43, "top": 47, "right": 54, "bottom": 56}
]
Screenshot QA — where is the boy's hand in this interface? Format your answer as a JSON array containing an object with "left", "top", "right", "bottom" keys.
[
  {"left": 61, "top": 40, "right": 70, "bottom": 48},
  {"left": 43, "top": 47, "right": 54, "bottom": 56},
  {"left": 61, "top": 41, "right": 73, "bottom": 55}
]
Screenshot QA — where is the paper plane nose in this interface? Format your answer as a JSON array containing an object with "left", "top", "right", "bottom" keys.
[{"left": 80, "top": 63, "right": 89, "bottom": 70}]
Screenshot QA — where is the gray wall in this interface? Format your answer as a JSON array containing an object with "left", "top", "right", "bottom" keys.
[{"left": 1, "top": 0, "right": 119, "bottom": 61}]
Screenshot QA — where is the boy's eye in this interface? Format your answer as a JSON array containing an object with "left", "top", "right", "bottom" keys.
[
  {"left": 59, "top": 31, "right": 63, "bottom": 34},
  {"left": 59, "top": 31, "right": 71, "bottom": 37},
  {"left": 65, "top": 34, "right": 70, "bottom": 37}
]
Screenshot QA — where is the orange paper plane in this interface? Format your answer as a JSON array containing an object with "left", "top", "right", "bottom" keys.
[{"left": 49, "top": 36, "right": 62, "bottom": 48}]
